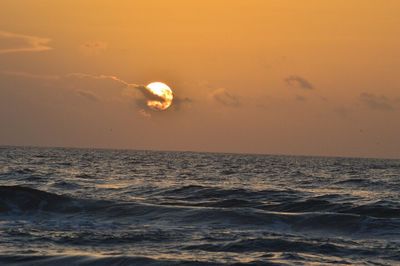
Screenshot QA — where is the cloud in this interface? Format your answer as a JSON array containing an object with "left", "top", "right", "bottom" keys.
[
  {"left": 359, "top": 92, "right": 395, "bottom": 111},
  {"left": 0, "top": 30, "right": 52, "bottom": 54},
  {"left": 80, "top": 41, "right": 108, "bottom": 56},
  {"left": 0, "top": 70, "right": 59, "bottom": 80},
  {"left": 211, "top": 88, "right": 240, "bottom": 107},
  {"left": 138, "top": 109, "right": 152, "bottom": 118},
  {"left": 136, "top": 85, "right": 165, "bottom": 101},
  {"left": 66, "top": 74, "right": 163, "bottom": 99},
  {"left": 295, "top": 95, "right": 307, "bottom": 102},
  {"left": 65, "top": 73, "right": 130, "bottom": 86},
  {"left": 333, "top": 106, "right": 352, "bottom": 119},
  {"left": 172, "top": 96, "right": 193, "bottom": 110},
  {"left": 134, "top": 85, "right": 167, "bottom": 110},
  {"left": 0, "top": 71, "right": 190, "bottom": 113},
  {"left": 75, "top": 90, "right": 99, "bottom": 102},
  {"left": 64, "top": 73, "right": 172, "bottom": 111},
  {"left": 284, "top": 75, "right": 314, "bottom": 90}
]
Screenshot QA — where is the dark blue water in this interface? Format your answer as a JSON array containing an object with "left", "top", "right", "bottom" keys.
[{"left": 0, "top": 147, "right": 399, "bottom": 265}]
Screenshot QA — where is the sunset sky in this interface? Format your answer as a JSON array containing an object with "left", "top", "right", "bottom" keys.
[{"left": 0, "top": 0, "right": 399, "bottom": 158}]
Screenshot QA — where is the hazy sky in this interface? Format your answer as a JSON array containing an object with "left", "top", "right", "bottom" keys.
[{"left": 0, "top": 0, "right": 399, "bottom": 158}]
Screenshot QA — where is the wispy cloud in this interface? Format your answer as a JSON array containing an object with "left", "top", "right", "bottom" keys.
[
  {"left": 284, "top": 75, "right": 314, "bottom": 90},
  {"left": 333, "top": 106, "right": 352, "bottom": 119},
  {"left": 0, "top": 30, "right": 52, "bottom": 54},
  {"left": 360, "top": 92, "right": 395, "bottom": 111},
  {"left": 211, "top": 88, "right": 240, "bottom": 107},
  {"left": 75, "top": 90, "right": 99, "bottom": 102},
  {"left": 173, "top": 96, "right": 193, "bottom": 110},
  {"left": 295, "top": 95, "right": 307, "bottom": 102},
  {"left": 0, "top": 71, "right": 191, "bottom": 113},
  {"left": 65, "top": 73, "right": 130, "bottom": 86},
  {"left": 65, "top": 73, "right": 168, "bottom": 110},
  {"left": 80, "top": 41, "right": 108, "bottom": 56},
  {"left": 0, "top": 70, "right": 59, "bottom": 80}
]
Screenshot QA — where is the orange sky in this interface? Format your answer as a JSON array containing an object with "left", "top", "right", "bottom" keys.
[{"left": 0, "top": 0, "right": 399, "bottom": 158}]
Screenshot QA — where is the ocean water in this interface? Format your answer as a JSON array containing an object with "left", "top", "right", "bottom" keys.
[{"left": 0, "top": 147, "right": 399, "bottom": 266}]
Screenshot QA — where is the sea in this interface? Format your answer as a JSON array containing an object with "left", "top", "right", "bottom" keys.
[{"left": 0, "top": 146, "right": 399, "bottom": 265}]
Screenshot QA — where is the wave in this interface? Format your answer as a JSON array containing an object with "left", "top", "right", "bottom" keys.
[
  {"left": 154, "top": 185, "right": 301, "bottom": 202},
  {"left": 0, "top": 186, "right": 186, "bottom": 219},
  {"left": 181, "top": 207, "right": 400, "bottom": 237},
  {"left": 333, "top": 178, "right": 386, "bottom": 187},
  {"left": 1, "top": 186, "right": 399, "bottom": 238},
  {"left": 0, "top": 185, "right": 100, "bottom": 213},
  {"left": 0, "top": 255, "right": 227, "bottom": 266},
  {"left": 339, "top": 200, "right": 400, "bottom": 218},
  {"left": 183, "top": 237, "right": 377, "bottom": 257},
  {"left": 259, "top": 199, "right": 400, "bottom": 219},
  {"left": 153, "top": 185, "right": 400, "bottom": 219},
  {"left": 75, "top": 173, "right": 96, "bottom": 179},
  {"left": 4, "top": 228, "right": 186, "bottom": 246}
]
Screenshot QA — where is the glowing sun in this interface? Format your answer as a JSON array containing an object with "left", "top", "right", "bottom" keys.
[{"left": 145, "top": 82, "right": 174, "bottom": 111}]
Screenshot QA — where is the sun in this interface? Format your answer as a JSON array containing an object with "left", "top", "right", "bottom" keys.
[{"left": 145, "top": 82, "right": 174, "bottom": 111}]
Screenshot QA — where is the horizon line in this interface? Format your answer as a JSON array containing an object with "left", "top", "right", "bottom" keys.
[{"left": 1, "top": 144, "right": 398, "bottom": 161}]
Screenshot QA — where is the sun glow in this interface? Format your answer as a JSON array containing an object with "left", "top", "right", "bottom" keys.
[{"left": 145, "top": 82, "right": 174, "bottom": 111}]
